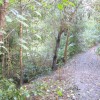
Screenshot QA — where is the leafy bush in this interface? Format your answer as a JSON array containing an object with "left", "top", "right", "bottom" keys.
[
  {"left": 23, "top": 65, "right": 52, "bottom": 82},
  {"left": 96, "top": 47, "right": 100, "bottom": 55},
  {"left": 82, "top": 33, "right": 98, "bottom": 48},
  {"left": 68, "top": 34, "right": 80, "bottom": 57},
  {"left": 80, "top": 18, "right": 99, "bottom": 49},
  {"left": 0, "top": 78, "right": 30, "bottom": 100},
  {"left": 31, "top": 81, "right": 48, "bottom": 96}
]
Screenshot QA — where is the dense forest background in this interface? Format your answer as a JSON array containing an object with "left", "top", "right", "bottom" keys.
[{"left": 0, "top": 0, "right": 100, "bottom": 99}]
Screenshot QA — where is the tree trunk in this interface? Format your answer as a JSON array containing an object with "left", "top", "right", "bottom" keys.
[
  {"left": 19, "top": 0, "right": 23, "bottom": 86},
  {"left": 0, "top": 0, "right": 9, "bottom": 32},
  {"left": 63, "top": 29, "right": 70, "bottom": 63},
  {"left": 0, "top": 0, "right": 9, "bottom": 77},
  {"left": 52, "top": 27, "right": 64, "bottom": 70},
  {"left": 63, "top": 0, "right": 82, "bottom": 63}
]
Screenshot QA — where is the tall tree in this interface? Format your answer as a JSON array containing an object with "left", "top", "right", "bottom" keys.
[
  {"left": 63, "top": 0, "right": 82, "bottom": 63},
  {"left": 52, "top": 24, "right": 64, "bottom": 70},
  {"left": 0, "top": 0, "right": 9, "bottom": 77},
  {"left": 19, "top": 0, "right": 23, "bottom": 86}
]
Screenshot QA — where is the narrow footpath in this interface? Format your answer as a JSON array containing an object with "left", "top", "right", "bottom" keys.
[{"left": 63, "top": 46, "right": 100, "bottom": 100}]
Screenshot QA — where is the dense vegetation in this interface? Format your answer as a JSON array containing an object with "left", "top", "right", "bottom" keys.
[{"left": 0, "top": 0, "right": 100, "bottom": 99}]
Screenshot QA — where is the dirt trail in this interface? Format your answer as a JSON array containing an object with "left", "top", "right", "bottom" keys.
[
  {"left": 63, "top": 46, "right": 100, "bottom": 100},
  {"left": 27, "top": 46, "right": 100, "bottom": 100}
]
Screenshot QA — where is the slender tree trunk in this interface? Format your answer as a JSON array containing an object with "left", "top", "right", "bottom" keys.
[
  {"left": 63, "top": 29, "right": 70, "bottom": 63},
  {"left": 7, "top": 36, "right": 11, "bottom": 77},
  {"left": 19, "top": 0, "right": 23, "bottom": 86},
  {"left": 19, "top": 23, "right": 23, "bottom": 86},
  {"left": 0, "top": 0, "right": 9, "bottom": 35},
  {"left": 0, "top": 0, "right": 9, "bottom": 77},
  {"left": 52, "top": 27, "right": 64, "bottom": 70},
  {"left": 63, "top": 0, "right": 82, "bottom": 63}
]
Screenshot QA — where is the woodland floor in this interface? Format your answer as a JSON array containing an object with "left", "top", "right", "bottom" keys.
[{"left": 26, "top": 46, "right": 100, "bottom": 100}]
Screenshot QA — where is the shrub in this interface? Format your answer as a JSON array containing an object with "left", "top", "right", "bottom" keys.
[
  {"left": 0, "top": 78, "right": 30, "bottom": 100},
  {"left": 23, "top": 65, "right": 52, "bottom": 82},
  {"left": 96, "top": 47, "right": 100, "bottom": 55}
]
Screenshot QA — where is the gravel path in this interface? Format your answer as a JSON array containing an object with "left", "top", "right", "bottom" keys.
[
  {"left": 26, "top": 46, "right": 100, "bottom": 100},
  {"left": 63, "top": 46, "right": 100, "bottom": 100}
]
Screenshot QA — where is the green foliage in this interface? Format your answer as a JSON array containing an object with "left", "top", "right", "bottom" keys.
[
  {"left": 23, "top": 65, "right": 52, "bottom": 82},
  {"left": 0, "top": 0, "right": 3, "bottom": 5},
  {"left": 96, "top": 47, "right": 100, "bottom": 55},
  {"left": 0, "top": 45, "right": 8, "bottom": 53},
  {"left": 10, "top": 0, "right": 15, "bottom": 4},
  {"left": 57, "top": 4, "right": 64, "bottom": 10},
  {"left": 57, "top": 0, "right": 75, "bottom": 10},
  {"left": 30, "top": 81, "right": 64, "bottom": 99},
  {"left": 57, "top": 32, "right": 80, "bottom": 64},
  {"left": 6, "top": 16, "right": 12, "bottom": 23},
  {"left": 0, "top": 30, "right": 6, "bottom": 34},
  {"left": 56, "top": 87, "right": 63, "bottom": 97},
  {"left": 80, "top": 18, "right": 99, "bottom": 49},
  {"left": 68, "top": 33, "right": 80, "bottom": 57},
  {"left": 0, "top": 78, "right": 30, "bottom": 100},
  {"left": 31, "top": 82, "right": 48, "bottom": 96}
]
